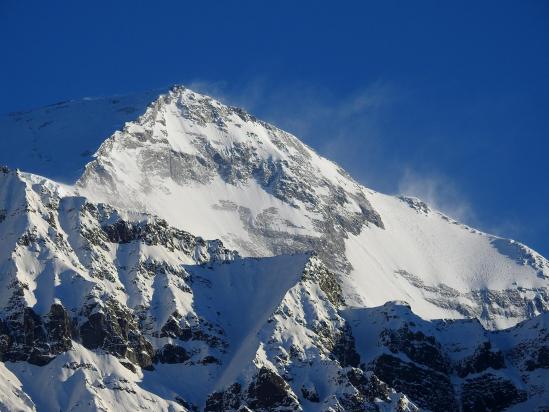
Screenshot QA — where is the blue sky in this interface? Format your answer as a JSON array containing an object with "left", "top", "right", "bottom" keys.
[{"left": 1, "top": 1, "right": 548, "bottom": 256}]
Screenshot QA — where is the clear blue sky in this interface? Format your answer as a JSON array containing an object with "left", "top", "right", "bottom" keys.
[{"left": 1, "top": 1, "right": 548, "bottom": 256}]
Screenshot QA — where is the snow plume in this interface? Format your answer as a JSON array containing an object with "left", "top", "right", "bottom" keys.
[
  {"left": 186, "top": 77, "right": 397, "bottom": 187},
  {"left": 397, "top": 169, "right": 475, "bottom": 224},
  {"left": 186, "top": 77, "right": 394, "bottom": 125}
]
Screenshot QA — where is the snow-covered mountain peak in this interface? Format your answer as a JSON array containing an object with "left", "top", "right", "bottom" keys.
[
  {"left": 1, "top": 86, "right": 548, "bottom": 410},
  {"left": 76, "top": 86, "right": 384, "bottom": 276},
  {"left": 82, "top": 84, "right": 365, "bottom": 196},
  {"left": 71, "top": 86, "right": 548, "bottom": 329}
]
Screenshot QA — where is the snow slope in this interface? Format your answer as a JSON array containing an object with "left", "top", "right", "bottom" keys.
[
  {"left": 4, "top": 344, "right": 183, "bottom": 412},
  {"left": 0, "top": 90, "right": 163, "bottom": 182},
  {"left": 345, "top": 193, "right": 548, "bottom": 329}
]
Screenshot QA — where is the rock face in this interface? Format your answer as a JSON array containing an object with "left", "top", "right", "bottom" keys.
[
  {"left": 79, "top": 299, "right": 155, "bottom": 370},
  {"left": 347, "top": 302, "right": 549, "bottom": 412},
  {"left": 373, "top": 354, "right": 458, "bottom": 411},
  {"left": 245, "top": 367, "right": 300, "bottom": 411},
  {"left": 0, "top": 86, "right": 548, "bottom": 411},
  {"left": 0, "top": 304, "right": 73, "bottom": 366},
  {"left": 461, "top": 374, "right": 527, "bottom": 412}
]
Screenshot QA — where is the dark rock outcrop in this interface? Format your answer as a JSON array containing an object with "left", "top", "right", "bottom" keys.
[
  {"left": 461, "top": 373, "right": 527, "bottom": 412},
  {"left": 79, "top": 300, "right": 154, "bottom": 370},
  {"left": 205, "top": 367, "right": 300, "bottom": 412},
  {"left": 346, "top": 368, "right": 391, "bottom": 404},
  {"left": 205, "top": 383, "right": 243, "bottom": 412},
  {"left": 381, "top": 326, "right": 450, "bottom": 374},
  {"left": 331, "top": 324, "right": 361, "bottom": 368},
  {"left": 154, "top": 344, "right": 190, "bottom": 364},
  {"left": 525, "top": 346, "right": 549, "bottom": 371},
  {"left": 246, "top": 367, "right": 300, "bottom": 411},
  {"left": 0, "top": 304, "right": 73, "bottom": 366},
  {"left": 373, "top": 354, "right": 458, "bottom": 412},
  {"left": 456, "top": 341, "right": 505, "bottom": 377},
  {"left": 300, "top": 386, "right": 320, "bottom": 403}
]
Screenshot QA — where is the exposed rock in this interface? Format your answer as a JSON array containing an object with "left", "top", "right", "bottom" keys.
[
  {"left": 159, "top": 313, "right": 192, "bottom": 340},
  {"left": 158, "top": 312, "right": 227, "bottom": 349},
  {"left": 373, "top": 354, "right": 458, "bottom": 412},
  {"left": 381, "top": 326, "right": 450, "bottom": 374},
  {"left": 79, "top": 300, "right": 154, "bottom": 369},
  {"left": 461, "top": 373, "right": 527, "bottom": 412},
  {"left": 246, "top": 367, "right": 300, "bottom": 411},
  {"left": 78, "top": 86, "right": 385, "bottom": 275},
  {"left": 205, "top": 368, "right": 301, "bottom": 412},
  {"left": 0, "top": 90, "right": 547, "bottom": 411},
  {"left": 399, "top": 196, "right": 430, "bottom": 215},
  {"left": 175, "top": 396, "right": 199, "bottom": 411},
  {"left": 331, "top": 324, "right": 361, "bottom": 368},
  {"left": 456, "top": 341, "right": 505, "bottom": 377},
  {"left": 102, "top": 217, "right": 238, "bottom": 262},
  {"left": 526, "top": 346, "right": 549, "bottom": 371},
  {"left": 346, "top": 368, "right": 391, "bottom": 403},
  {"left": 394, "top": 269, "right": 549, "bottom": 329},
  {"left": 205, "top": 383, "right": 242, "bottom": 412},
  {"left": 154, "top": 344, "right": 190, "bottom": 364},
  {"left": 300, "top": 385, "right": 320, "bottom": 403},
  {"left": 0, "top": 304, "right": 73, "bottom": 366},
  {"left": 302, "top": 255, "right": 345, "bottom": 308}
]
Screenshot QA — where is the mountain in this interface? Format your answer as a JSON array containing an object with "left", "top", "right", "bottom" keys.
[
  {"left": 76, "top": 86, "right": 548, "bottom": 329},
  {"left": 0, "top": 86, "right": 547, "bottom": 411}
]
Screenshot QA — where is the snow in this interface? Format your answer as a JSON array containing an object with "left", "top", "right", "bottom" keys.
[
  {"left": 343, "top": 191, "right": 546, "bottom": 327},
  {"left": 0, "top": 362, "right": 35, "bottom": 411},
  {"left": 4, "top": 344, "right": 183, "bottom": 412},
  {"left": 0, "top": 91, "right": 164, "bottom": 183},
  {"left": 346, "top": 302, "right": 549, "bottom": 411},
  {"left": 81, "top": 172, "right": 316, "bottom": 258},
  {"left": 141, "top": 254, "right": 312, "bottom": 406},
  {"left": 2, "top": 85, "right": 547, "bottom": 328}
]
